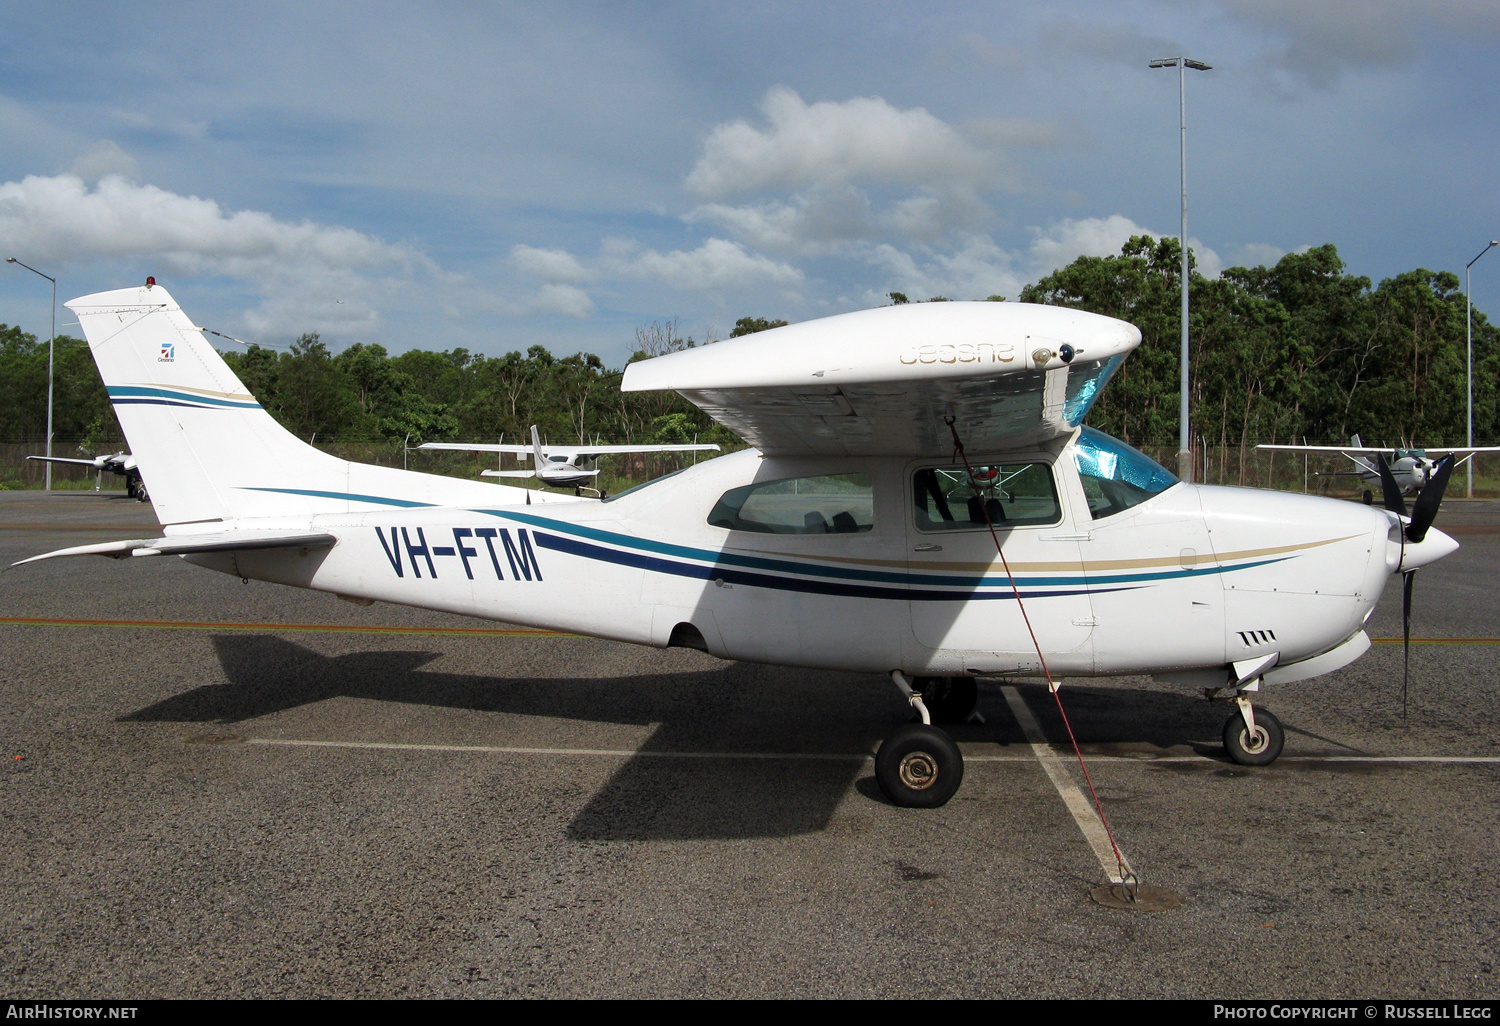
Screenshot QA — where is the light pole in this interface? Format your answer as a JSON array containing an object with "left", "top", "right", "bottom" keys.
[
  {"left": 1466, "top": 240, "right": 1498, "bottom": 498},
  {"left": 1150, "top": 56, "right": 1212, "bottom": 483},
  {"left": 6, "top": 257, "right": 56, "bottom": 491}
]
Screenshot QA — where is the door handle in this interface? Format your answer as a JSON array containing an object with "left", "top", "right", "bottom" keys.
[{"left": 913, "top": 543, "right": 943, "bottom": 552}]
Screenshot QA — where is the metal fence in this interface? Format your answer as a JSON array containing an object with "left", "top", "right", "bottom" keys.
[{"left": 5, "top": 439, "right": 1499, "bottom": 498}]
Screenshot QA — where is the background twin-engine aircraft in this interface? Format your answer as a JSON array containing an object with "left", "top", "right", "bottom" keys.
[
  {"left": 1258, "top": 436, "right": 1500, "bottom": 502},
  {"left": 27, "top": 449, "right": 148, "bottom": 500},
  {"left": 420, "top": 424, "right": 718, "bottom": 491},
  {"left": 11, "top": 283, "right": 1461, "bottom": 808}
]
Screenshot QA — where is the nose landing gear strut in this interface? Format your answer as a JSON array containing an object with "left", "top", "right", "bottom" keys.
[{"left": 875, "top": 671, "right": 966, "bottom": 808}]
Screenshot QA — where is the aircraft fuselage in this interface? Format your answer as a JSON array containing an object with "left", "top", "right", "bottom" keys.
[{"left": 185, "top": 432, "right": 1444, "bottom": 689}]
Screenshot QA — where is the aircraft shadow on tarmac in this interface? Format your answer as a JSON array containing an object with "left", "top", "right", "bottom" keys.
[{"left": 118, "top": 634, "right": 1236, "bottom": 842}]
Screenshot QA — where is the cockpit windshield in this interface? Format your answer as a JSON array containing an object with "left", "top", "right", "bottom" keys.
[{"left": 1071, "top": 427, "right": 1178, "bottom": 520}]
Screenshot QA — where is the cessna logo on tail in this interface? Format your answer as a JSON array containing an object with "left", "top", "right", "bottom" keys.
[
  {"left": 375, "top": 526, "right": 542, "bottom": 581},
  {"left": 158, "top": 342, "right": 175, "bottom": 362}
]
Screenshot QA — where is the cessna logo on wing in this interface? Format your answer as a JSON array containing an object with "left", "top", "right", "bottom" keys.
[
  {"left": 898, "top": 342, "right": 1014, "bottom": 366},
  {"left": 375, "top": 526, "right": 542, "bottom": 581}
]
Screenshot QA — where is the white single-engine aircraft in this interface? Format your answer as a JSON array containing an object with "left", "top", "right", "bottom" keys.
[
  {"left": 27, "top": 450, "right": 149, "bottom": 500},
  {"left": 1258, "top": 436, "right": 1500, "bottom": 504},
  {"left": 12, "top": 283, "right": 1462, "bottom": 808},
  {"left": 419, "top": 424, "right": 718, "bottom": 490}
]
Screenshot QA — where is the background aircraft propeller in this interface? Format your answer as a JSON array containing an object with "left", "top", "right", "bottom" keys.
[{"left": 1374, "top": 452, "right": 1456, "bottom": 719}]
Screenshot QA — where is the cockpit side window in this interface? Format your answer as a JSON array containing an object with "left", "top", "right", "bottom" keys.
[
  {"left": 708, "top": 473, "right": 874, "bottom": 534},
  {"left": 913, "top": 462, "right": 1060, "bottom": 531},
  {"left": 1071, "top": 427, "right": 1178, "bottom": 520}
]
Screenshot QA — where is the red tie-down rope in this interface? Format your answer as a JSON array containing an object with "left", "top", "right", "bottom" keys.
[{"left": 944, "top": 416, "right": 1130, "bottom": 886}]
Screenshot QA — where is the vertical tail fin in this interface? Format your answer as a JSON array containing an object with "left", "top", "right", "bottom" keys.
[
  {"left": 67, "top": 283, "right": 350, "bottom": 524},
  {"left": 531, "top": 424, "right": 546, "bottom": 466}
]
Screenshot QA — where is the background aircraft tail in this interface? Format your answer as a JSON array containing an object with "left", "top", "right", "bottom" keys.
[
  {"left": 67, "top": 283, "right": 556, "bottom": 525},
  {"left": 530, "top": 424, "right": 546, "bottom": 466}
]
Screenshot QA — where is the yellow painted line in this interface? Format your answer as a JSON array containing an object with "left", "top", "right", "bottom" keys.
[
  {"left": 1369, "top": 637, "right": 1500, "bottom": 645},
  {"left": 0, "top": 616, "right": 570, "bottom": 637}
]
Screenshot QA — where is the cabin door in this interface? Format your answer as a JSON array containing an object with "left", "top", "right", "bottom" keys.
[{"left": 904, "top": 458, "right": 1094, "bottom": 676}]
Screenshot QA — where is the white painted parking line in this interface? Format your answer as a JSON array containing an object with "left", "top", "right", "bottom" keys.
[
  {"left": 244, "top": 738, "right": 1500, "bottom": 766},
  {"left": 1000, "top": 686, "right": 1134, "bottom": 885}
]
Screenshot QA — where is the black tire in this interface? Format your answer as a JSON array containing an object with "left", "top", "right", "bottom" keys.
[
  {"left": 1223, "top": 708, "right": 1284, "bottom": 766},
  {"left": 1362, "top": 489, "right": 1374, "bottom": 506},
  {"left": 874, "top": 724, "right": 964, "bottom": 808},
  {"left": 914, "top": 675, "right": 979, "bottom": 724}
]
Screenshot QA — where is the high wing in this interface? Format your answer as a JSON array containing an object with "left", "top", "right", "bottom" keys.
[
  {"left": 419, "top": 443, "right": 538, "bottom": 455},
  {"left": 11, "top": 530, "right": 337, "bottom": 567},
  {"left": 561, "top": 443, "right": 720, "bottom": 457},
  {"left": 620, "top": 302, "right": 1140, "bottom": 457},
  {"left": 419, "top": 442, "right": 720, "bottom": 456},
  {"left": 1258, "top": 444, "right": 1500, "bottom": 455}
]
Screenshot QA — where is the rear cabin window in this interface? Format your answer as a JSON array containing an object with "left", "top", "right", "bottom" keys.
[
  {"left": 1072, "top": 427, "right": 1178, "bottom": 519},
  {"left": 913, "top": 463, "right": 1061, "bottom": 531},
  {"left": 708, "top": 474, "right": 874, "bottom": 534}
]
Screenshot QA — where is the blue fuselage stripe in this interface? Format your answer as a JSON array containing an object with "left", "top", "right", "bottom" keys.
[
  {"left": 485, "top": 508, "right": 1288, "bottom": 591},
  {"left": 534, "top": 531, "right": 1136, "bottom": 602}
]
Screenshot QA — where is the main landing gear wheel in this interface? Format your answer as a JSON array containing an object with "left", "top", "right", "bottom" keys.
[
  {"left": 1223, "top": 707, "right": 1284, "bottom": 766},
  {"left": 913, "top": 675, "right": 978, "bottom": 724},
  {"left": 874, "top": 724, "right": 964, "bottom": 808}
]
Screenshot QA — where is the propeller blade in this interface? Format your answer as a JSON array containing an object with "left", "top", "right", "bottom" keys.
[
  {"left": 1405, "top": 453, "right": 1456, "bottom": 543},
  {"left": 1375, "top": 453, "right": 1407, "bottom": 517},
  {"left": 1401, "top": 569, "right": 1414, "bottom": 721}
]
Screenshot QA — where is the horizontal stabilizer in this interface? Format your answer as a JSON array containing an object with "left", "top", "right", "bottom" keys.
[
  {"left": 10, "top": 530, "right": 337, "bottom": 567},
  {"left": 480, "top": 470, "right": 537, "bottom": 478}
]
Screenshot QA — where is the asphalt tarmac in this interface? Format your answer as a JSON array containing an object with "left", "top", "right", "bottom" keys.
[{"left": 1, "top": 490, "right": 1497, "bottom": 999}]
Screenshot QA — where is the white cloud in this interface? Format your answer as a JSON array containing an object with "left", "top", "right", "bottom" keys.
[
  {"left": 861, "top": 236, "right": 1024, "bottom": 304},
  {"left": 682, "top": 88, "right": 1023, "bottom": 255},
  {"left": 70, "top": 141, "right": 139, "bottom": 183},
  {"left": 0, "top": 172, "right": 436, "bottom": 340},
  {"left": 615, "top": 237, "right": 803, "bottom": 291},
  {"left": 1227, "top": 242, "right": 1289, "bottom": 268},
  {"left": 510, "top": 243, "right": 589, "bottom": 282},
  {"left": 528, "top": 282, "right": 594, "bottom": 318},
  {"left": 686, "top": 185, "right": 876, "bottom": 254},
  {"left": 685, "top": 87, "right": 997, "bottom": 198},
  {"left": 1026, "top": 215, "right": 1223, "bottom": 279},
  {"left": 0, "top": 173, "right": 413, "bottom": 273}
]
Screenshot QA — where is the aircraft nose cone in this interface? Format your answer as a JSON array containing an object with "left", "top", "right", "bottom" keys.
[{"left": 1399, "top": 526, "right": 1460, "bottom": 572}]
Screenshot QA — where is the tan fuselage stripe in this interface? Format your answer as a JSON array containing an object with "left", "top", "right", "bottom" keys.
[{"left": 733, "top": 533, "right": 1364, "bottom": 573}]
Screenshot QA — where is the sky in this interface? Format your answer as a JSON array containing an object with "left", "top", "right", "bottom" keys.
[{"left": 1, "top": 0, "right": 1498, "bottom": 367}]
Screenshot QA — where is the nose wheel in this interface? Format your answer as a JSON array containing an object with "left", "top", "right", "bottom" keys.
[
  {"left": 875, "top": 724, "right": 964, "bottom": 808},
  {"left": 1223, "top": 700, "right": 1284, "bottom": 766}
]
